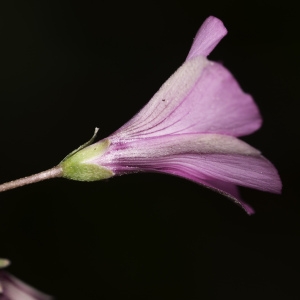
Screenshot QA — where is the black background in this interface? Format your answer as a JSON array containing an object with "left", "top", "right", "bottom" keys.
[{"left": 0, "top": 1, "right": 299, "bottom": 299}]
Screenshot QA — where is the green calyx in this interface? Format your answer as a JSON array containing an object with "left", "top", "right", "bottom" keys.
[{"left": 60, "top": 129, "right": 113, "bottom": 181}]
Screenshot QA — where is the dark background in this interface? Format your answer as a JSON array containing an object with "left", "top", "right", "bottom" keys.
[{"left": 0, "top": 1, "right": 299, "bottom": 299}]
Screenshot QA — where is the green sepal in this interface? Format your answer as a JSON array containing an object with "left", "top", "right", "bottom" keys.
[
  {"left": 0, "top": 258, "right": 10, "bottom": 269},
  {"left": 60, "top": 133, "right": 113, "bottom": 182},
  {"left": 61, "top": 127, "right": 100, "bottom": 163}
]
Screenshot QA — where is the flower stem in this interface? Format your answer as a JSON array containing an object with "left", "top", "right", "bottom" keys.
[{"left": 0, "top": 166, "right": 63, "bottom": 193}]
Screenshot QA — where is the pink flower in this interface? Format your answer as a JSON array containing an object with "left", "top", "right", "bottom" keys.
[
  {"left": 0, "top": 271, "right": 52, "bottom": 300},
  {"left": 61, "top": 16, "right": 282, "bottom": 214}
]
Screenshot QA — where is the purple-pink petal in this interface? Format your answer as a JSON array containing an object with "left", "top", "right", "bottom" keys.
[
  {"left": 195, "top": 178, "right": 255, "bottom": 215},
  {"left": 112, "top": 57, "right": 261, "bottom": 141},
  {"left": 0, "top": 272, "right": 52, "bottom": 300},
  {"left": 186, "top": 16, "right": 227, "bottom": 59},
  {"left": 89, "top": 134, "right": 281, "bottom": 214}
]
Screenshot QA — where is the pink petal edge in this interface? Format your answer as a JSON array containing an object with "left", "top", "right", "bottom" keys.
[{"left": 186, "top": 16, "right": 228, "bottom": 59}]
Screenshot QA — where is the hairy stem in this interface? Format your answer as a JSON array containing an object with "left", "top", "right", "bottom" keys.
[{"left": 0, "top": 166, "right": 63, "bottom": 193}]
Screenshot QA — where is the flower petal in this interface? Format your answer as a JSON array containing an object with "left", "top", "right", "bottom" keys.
[
  {"left": 94, "top": 134, "right": 281, "bottom": 211},
  {"left": 112, "top": 57, "right": 261, "bottom": 140},
  {"left": 186, "top": 16, "right": 227, "bottom": 59},
  {"left": 197, "top": 178, "right": 255, "bottom": 215},
  {"left": 0, "top": 272, "right": 52, "bottom": 300}
]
